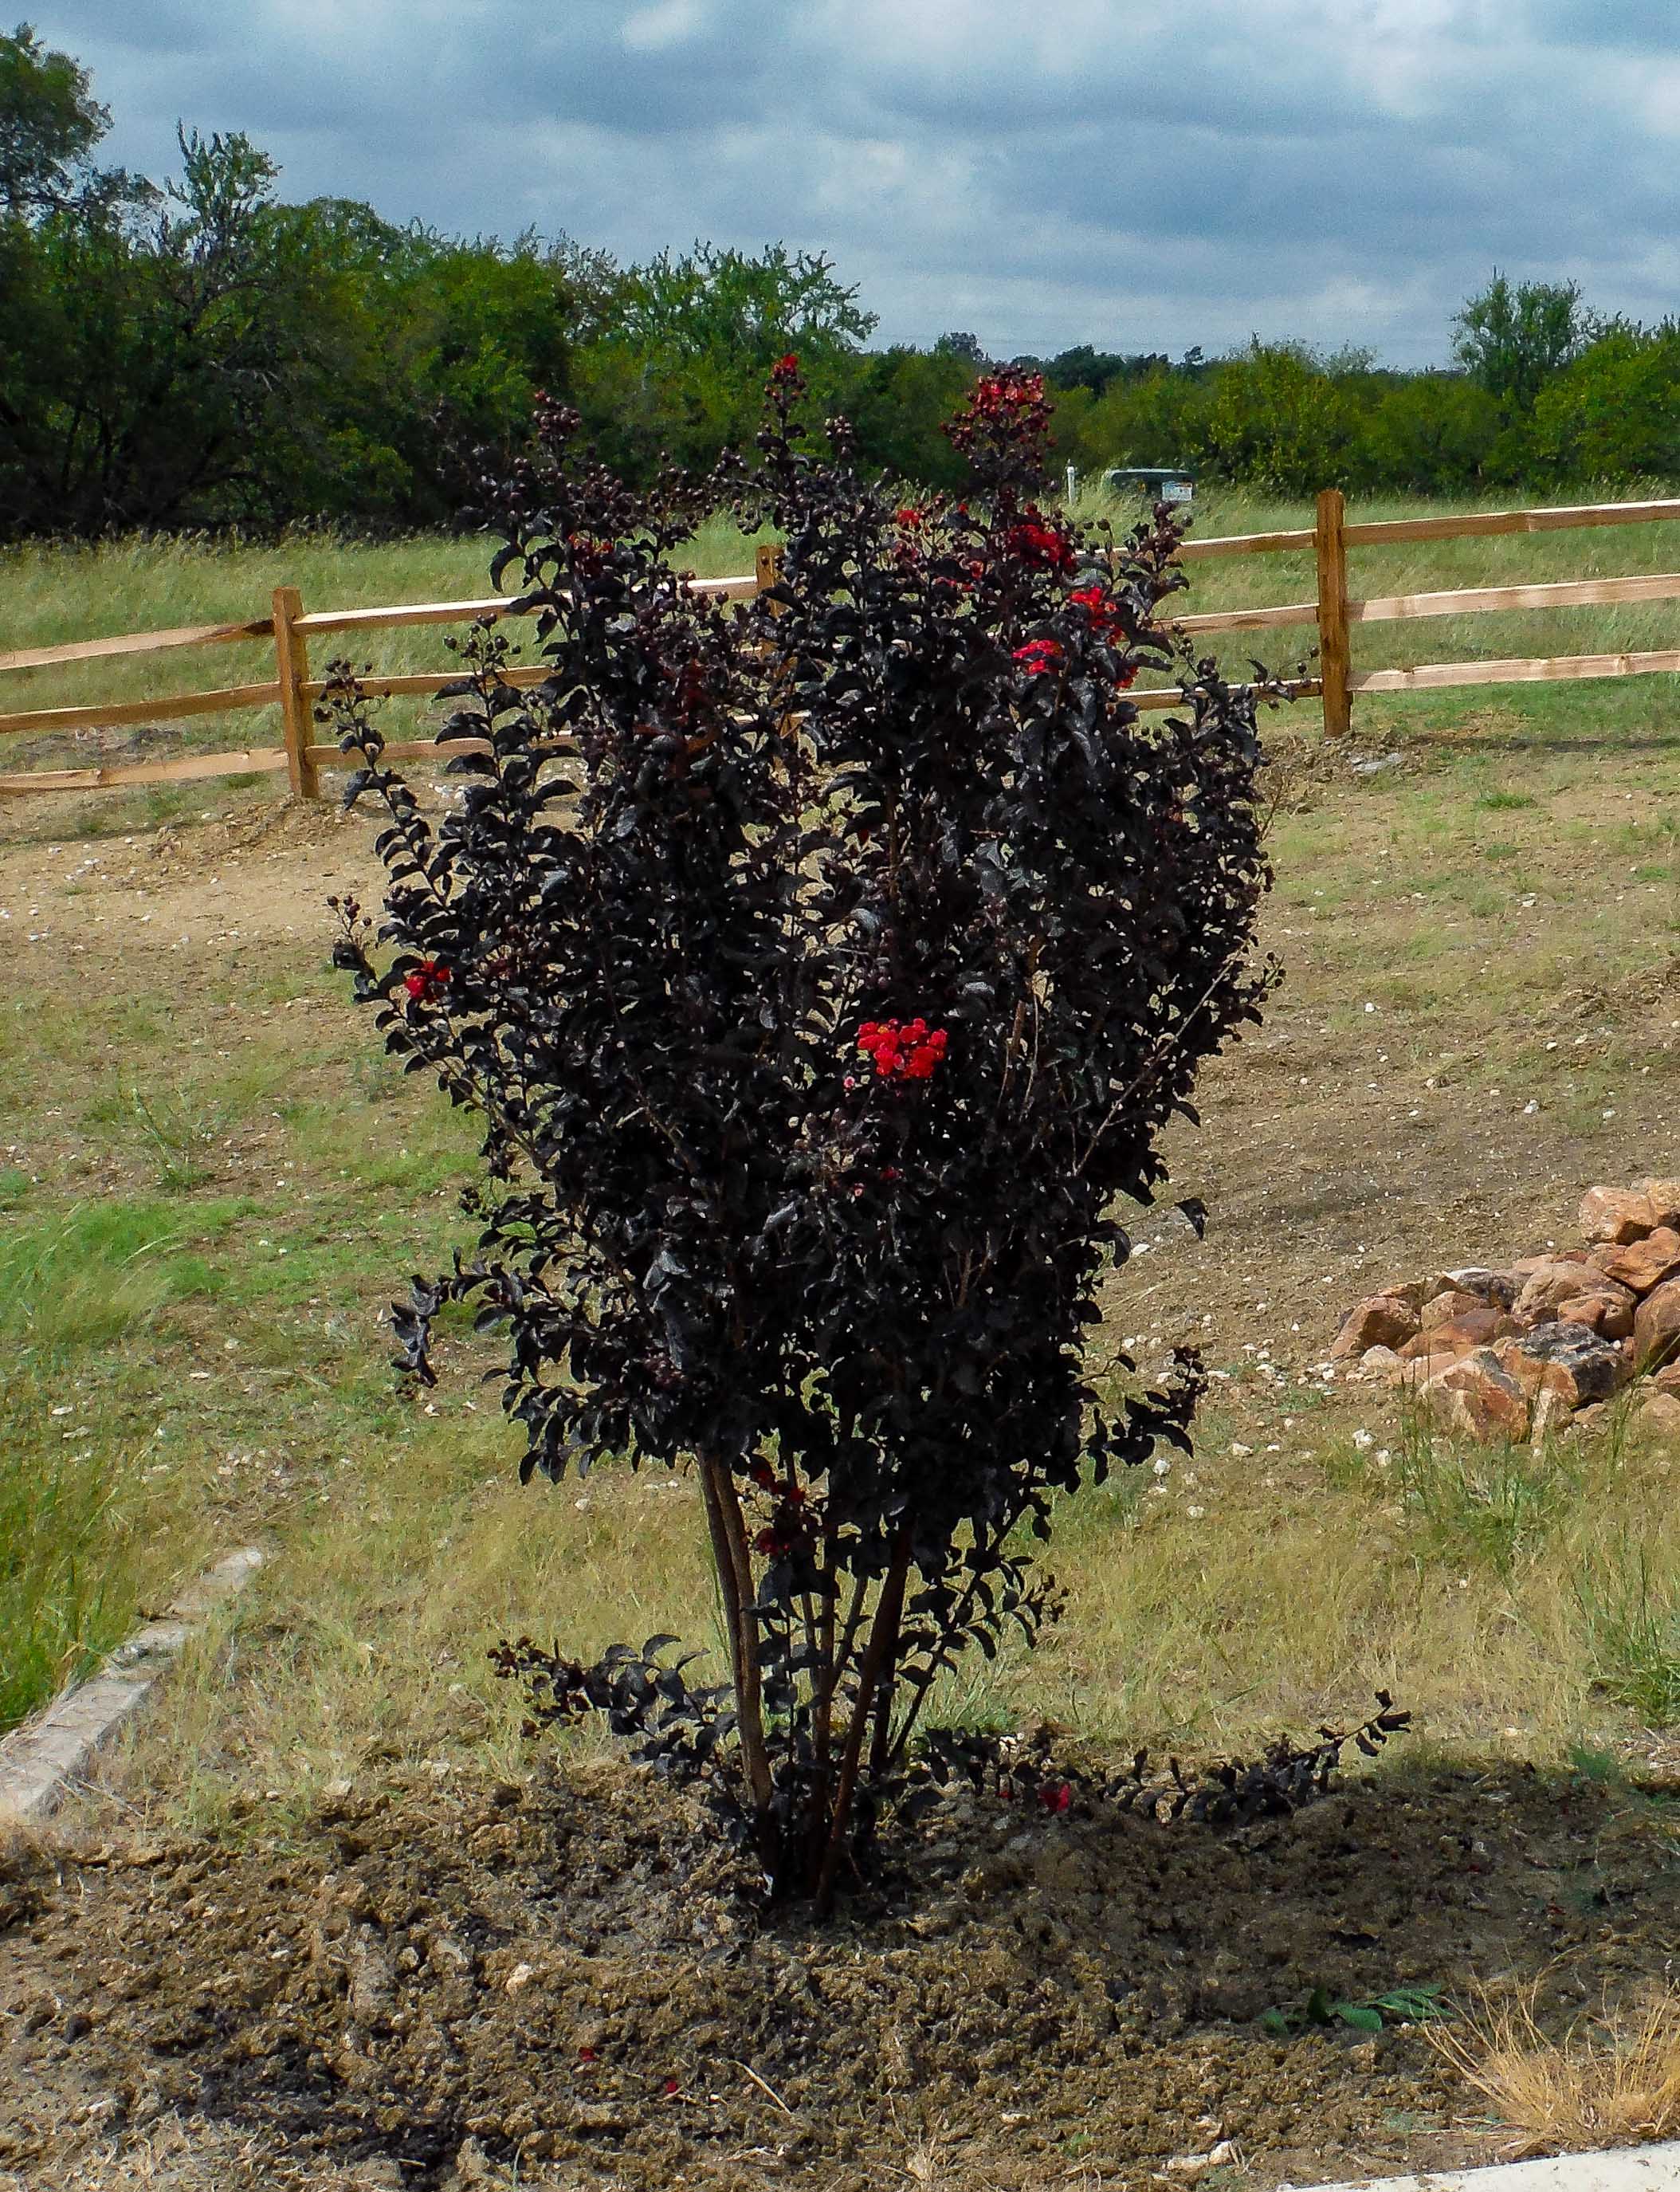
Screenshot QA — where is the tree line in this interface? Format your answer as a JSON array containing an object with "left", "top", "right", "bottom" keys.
[{"left": 3, "top": 21, "right": 1678, "bottom": 540}]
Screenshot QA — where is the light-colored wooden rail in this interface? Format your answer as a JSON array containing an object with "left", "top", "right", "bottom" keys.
[
  {"left": 1164, "top": 492, "right": 1680, "bottom": 735},
  {"left": 0, "top": 615, "right": 274, "bottom": 676},
  {"left": 8, "top": 490, "right": 1680, "bottom": 795},
  {"left": 0, "top": 681, "right": 283, "bottom": 738}
]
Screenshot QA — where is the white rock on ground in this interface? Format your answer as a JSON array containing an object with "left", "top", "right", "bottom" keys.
[
  {"left": 1286, "top": 2138, "right": 1680, "bottom": 2192},
  {"left": 0, "top": 1546, "right": 263, "bottom": 1823}
]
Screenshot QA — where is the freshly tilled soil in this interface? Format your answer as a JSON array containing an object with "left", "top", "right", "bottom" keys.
[{"left": 2, "top": 1754, "right": 1678, "bottom": 2190}]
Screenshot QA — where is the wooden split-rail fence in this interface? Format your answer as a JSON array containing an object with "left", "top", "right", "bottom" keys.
[{"left": 7, "top": 495, "right": 1680, "bottom": 799}]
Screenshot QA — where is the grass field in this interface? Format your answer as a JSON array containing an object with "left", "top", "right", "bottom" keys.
[
  {"left": 2, "top": 500, "right": 1680, "bottom": 1841},
  {"left": 10, "top": 481, "right": 1680, "bottom": 809},
  {"left": 0, "top": 515, "right": 763, "bottom": 812}
]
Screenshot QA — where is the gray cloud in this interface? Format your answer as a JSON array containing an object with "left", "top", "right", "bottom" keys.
[{"left": 32, "top": 0, "right": 1680, "bottom": 363}]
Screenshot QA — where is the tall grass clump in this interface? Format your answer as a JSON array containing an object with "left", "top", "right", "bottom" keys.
[
  {"left": 1578, "top": 1540, "right": 1680, "bottom": 1727},
  {"left": 0, "top": 1200, "right": 221, "bottom": 1730}
]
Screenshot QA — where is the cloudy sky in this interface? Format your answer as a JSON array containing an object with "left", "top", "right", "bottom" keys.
[{"left": 32, "top": 1, "right": 1680, "bottom": 366}]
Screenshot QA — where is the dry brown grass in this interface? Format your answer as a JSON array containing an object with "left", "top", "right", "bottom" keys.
[{"left": 1430, "top": 1981, "right": 1680, "bottom": 2158}]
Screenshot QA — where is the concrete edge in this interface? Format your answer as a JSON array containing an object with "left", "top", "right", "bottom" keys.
[
  {"left": 1283, "top": 2136, "right": 1680, "bottom": 2190},
  {"left": 0, "top": 1546, "right": 264, "bottom": 1824}
]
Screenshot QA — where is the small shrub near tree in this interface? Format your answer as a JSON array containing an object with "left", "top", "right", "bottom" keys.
[{"left": 331, "top": 361, "right": 1293, "bottom": 1907}]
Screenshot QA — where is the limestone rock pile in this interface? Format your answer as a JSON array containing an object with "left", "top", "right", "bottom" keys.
[{"left": 1329, "top": 1179, "right": 1680, "bottom": 1443}]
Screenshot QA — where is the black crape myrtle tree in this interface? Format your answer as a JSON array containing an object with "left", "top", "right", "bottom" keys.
[{"left": 329, "top": 359, "right": 1287, "bottom": 1910}]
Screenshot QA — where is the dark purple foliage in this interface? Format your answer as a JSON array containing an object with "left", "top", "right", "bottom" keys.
[{"left": 328, "top": 363, "right": 1281, "bottom": 1904}]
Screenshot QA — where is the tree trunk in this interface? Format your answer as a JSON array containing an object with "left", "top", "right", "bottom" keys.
[
  {"left": 813, "top": 1523, "right": 914, "bottom": 1914},
  {"left": 697, "top": 1455, "right": 774, "bottom": 1823}
]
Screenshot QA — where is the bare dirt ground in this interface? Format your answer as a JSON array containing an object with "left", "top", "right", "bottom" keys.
[{"left": 4, "top": 1755, "right": 1678, "bottom": 2192}]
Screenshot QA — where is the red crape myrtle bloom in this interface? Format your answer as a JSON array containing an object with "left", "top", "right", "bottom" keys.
[
  {"left": 1068, "top": 583, "right": 1123, "bottom": 637},
  {"left": 1008, "top": 509, "right": 1076, "bottom": 571},
  {"left": 768, "top": 352, "right": 801, "bottom": 387},
  {"left": 1066, "top": 586, "right": 1140, "bottom": 688},
  {"left": 404, "top": 958, "right": 449, "bottom": 1003},
  {"left": 1012, "top": 639, "right": 1062, "bottom": 677},
  {"left": 970, "top": 371, "right": 1047, "bottom": 419},
  {"left": 857, "top": 1018, "right": 948, "bottom": 1082}
]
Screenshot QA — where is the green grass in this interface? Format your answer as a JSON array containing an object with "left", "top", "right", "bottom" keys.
[
  {"left": 7, "top": 483, "right": 1680, "bottom": 829},
  {"left": 0, "top": 1195, "right": 238, "bottom": 1726},
  {"left": 0, "top": 517, "right": 766, "bottom": 814},
  {"left": 1579, "top": 1544, "right": 1680, "bottom": 1726}
]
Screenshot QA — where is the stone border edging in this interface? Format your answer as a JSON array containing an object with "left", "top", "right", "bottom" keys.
[
  {"left": 1289, "top": 2138, "right": 1680, "bottom": 2191},
  {"left": 0, "top": 1546, "right": 264, "bottom": 1824}
]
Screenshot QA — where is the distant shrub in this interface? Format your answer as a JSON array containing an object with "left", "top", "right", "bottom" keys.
[
  {"left": 1528, "top": 328, "right": 1680, "bottom": 486},
  {"left": 1199, "top": 343, "right": 1367, "bottom": 497},
  {"left": 331, "top": 363, "right": 1278, "bottom": 1905},
  {"left": 1356, "top": 375, "right": 1503, "bottom": 494}
]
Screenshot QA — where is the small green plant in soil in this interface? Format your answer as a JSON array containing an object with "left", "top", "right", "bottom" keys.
[
  {"left": 1262, "top": 1982, "right": 1450, "bottom": 2037},
  {"left": 328, "top": 361, "right": 1338, "bottom": 1907}
]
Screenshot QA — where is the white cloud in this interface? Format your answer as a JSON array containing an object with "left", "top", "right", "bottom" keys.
[{"left": 621, "top": 0, "right": 711, "bottom": 55}]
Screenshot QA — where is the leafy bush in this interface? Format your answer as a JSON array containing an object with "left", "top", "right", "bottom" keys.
[
  {"left": 1356, "top": 374, "right": 1503, "bottom": 494},
  {"left": 1528, "top": 327, "right": 1680, "bottom": 486},
  {"left": 330, "top": 363, "right": 1278, "bottom": 1904},
  {"left": 1199, "top": 343, "right": 1369, "bottom": 497}
]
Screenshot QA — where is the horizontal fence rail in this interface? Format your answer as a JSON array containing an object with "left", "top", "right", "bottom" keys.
[{"left": 6, "top": 497, "right": 1680, "bottom": 795}]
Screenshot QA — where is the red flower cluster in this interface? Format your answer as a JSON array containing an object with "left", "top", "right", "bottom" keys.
[
  {"left": 1012, "top": 639, "right": 1062, "bottom": 677},
  {"left": 1068, "top": 583, "right": 1125, "bottom": 637},
  {"left": 895, "top": 505, "right": 925, "bottom": 528},
  {"left": 857, "top": 1018, "right": 948, "bottom": 1081},
  {"left": 404, "top": 958, "right": 449, "bottom": 1003},
  {"left": 1008, "top": 513, "right": 1075, "bottom": 571},
  {"left": 1068, "top": 583, "right": 1140, "bottom": 683},
  {"left": 997, "top": 1777, "right": 1073, "bottom": 1813},
  {"left": 747, "top": 1460, "right": 807, "bottom": 1503},
  {"left": 971, "top": 371, "right": 1046, "bottom": 417},
  {"left": 768, "top": 352, "right": 801, "bottom": 386}
]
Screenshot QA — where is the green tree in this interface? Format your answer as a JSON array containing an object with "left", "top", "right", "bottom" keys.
[
  {"left": 1528, "top": 325, "right": 1680, "bottom": 485},
  {"left": 1076, "top": 363, "right": 1216, "bottom": 476},
  {"left": 1046, "top": 344, "right": 1170, "bottom": 396},
  {"left": 615, "top": 242, "right": 873, "bottom": 370},
  {"left": 572, "top": 242, "right": 876, "bottom": 480},
  {"left": 0, "top": 20, "right": 124, "bottom": 216},
  {"left": 1354, "top": 373, "right": 1502, "bottom": 493},
  {"left": 1452, "top": 270, "right": 1595, "bottom": 415},
  {"left": 2, "top": 126, "right": 366, "bottom": 532},
  {"left": 840, "top": 345, "right": 979, "bottom": 488},
  {"left": 932, "top": 329, "right": 987, "bottom": 364},
  {"left": 1199, "top": 343, "right": 1368, "bottom": 495}
]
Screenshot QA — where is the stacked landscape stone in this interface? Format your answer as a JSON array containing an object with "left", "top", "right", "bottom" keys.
[{"left": 1328, "top": 1179, "right": 1680, "bottom": 1443}]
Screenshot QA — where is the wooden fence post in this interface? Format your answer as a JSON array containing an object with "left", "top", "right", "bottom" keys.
[
  {"left": 1314, "top": 489, "right": 1352, "bottom": 738},
  {"left": 272, "top": 584, "right": 317, "bottom": 801},
  {"left": 756, "top": 540, "right": 785, "bottom": 608}
]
